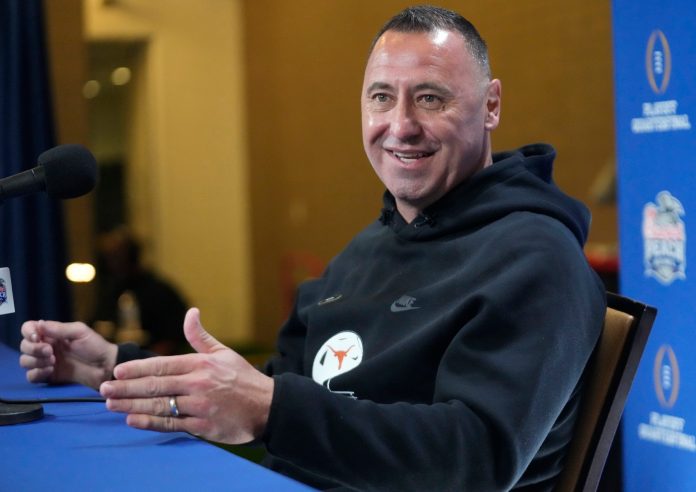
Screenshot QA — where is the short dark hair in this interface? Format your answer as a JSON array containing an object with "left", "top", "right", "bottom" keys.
[{"left": 369, "top": 5, "right": 490, "bottom": 79}]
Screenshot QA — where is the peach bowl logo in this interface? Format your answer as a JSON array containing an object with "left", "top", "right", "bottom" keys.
[
  {"left": 312, "top": 331, "right": 364, "bottom": 385},
  {"left": 0, "top": 279, "right": 6, "bottom": 305},
  {"left": 643, "top": 191, "right": 686, "bottom": 285},
  {"left": 645, "top": 30, "right": 672, "bottom": 94},
  {"left": 653, "top": 344, "right": 680, "bottom": 408}
]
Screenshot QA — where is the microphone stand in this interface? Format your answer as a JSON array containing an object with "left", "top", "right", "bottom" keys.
[
  {"left": 0, "top": 395, "right": 106, "bottom": 426},
  {"left": 0, "top": 400, "right": 43, "bottom": 425}
]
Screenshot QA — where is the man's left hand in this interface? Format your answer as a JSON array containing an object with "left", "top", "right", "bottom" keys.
[{"left": 100, "top": 308, "right": 274, "bottom": 444}]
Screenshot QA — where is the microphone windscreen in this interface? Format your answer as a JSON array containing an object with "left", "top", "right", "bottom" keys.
[{"left": 38, "top": 144, "right": 98, "bottom": 199}]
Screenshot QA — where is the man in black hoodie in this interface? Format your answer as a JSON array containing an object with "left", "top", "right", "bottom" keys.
[{"left": 20, "top": 6, "right": 605, "bottom": 491}]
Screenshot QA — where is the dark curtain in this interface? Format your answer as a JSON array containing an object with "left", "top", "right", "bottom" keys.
[{"left": 0, "top": 0, "right": 72, "bottom": 349}]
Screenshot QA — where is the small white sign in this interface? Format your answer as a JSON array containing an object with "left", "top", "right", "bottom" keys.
[{"left": 0, "top": 267, "right": 16, "bottom": 315}]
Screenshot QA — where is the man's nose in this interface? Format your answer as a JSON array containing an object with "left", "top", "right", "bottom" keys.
[{"left": 390, "top": 101, "right": 422, "bottom": 141}]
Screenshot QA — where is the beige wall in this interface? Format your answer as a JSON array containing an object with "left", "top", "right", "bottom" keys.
[
  {"left": 83, "top": 0, "right": 252, "bottom": 343},
  {"left": 44, "top": 0, "right": 94, "bottom": 321}
]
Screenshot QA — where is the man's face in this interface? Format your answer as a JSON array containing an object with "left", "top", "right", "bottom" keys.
[{"left": 362, "top": 29, "right": 501, "bottom": 222}]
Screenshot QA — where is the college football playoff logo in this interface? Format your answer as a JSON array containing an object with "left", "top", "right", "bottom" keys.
[{"left": 645, "top": 30, "right": 672, "bottom": 94}]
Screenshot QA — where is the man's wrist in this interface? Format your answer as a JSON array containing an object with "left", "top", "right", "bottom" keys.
[
  {"left": 102, "top": 342, "right": 118, "bottom": 381},
  {"left": 253, "top": 374, "right": 275, "bottom": 439},
  {"left": 80, "top": 342, "right": 118, "bottom": 389}
]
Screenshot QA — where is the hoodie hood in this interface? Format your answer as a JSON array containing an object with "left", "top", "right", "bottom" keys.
[{"left": 379, "top": 143, "right": 591, "bottom": 245}]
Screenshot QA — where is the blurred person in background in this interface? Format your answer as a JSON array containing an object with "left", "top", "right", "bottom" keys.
[{"left": 92, "top": 226, "right": 188, "bottom": 355}]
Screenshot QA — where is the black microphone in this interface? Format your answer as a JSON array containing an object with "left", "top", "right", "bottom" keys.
[{"left": 0, "top": 144, "right": 98, "bottom": 203}]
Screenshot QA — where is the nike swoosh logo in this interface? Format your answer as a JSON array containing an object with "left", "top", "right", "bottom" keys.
[{"left": 390, "top": 302, "right": 421, "bottom": 313}]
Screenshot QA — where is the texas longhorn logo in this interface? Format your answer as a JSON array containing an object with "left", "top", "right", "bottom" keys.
[{"left": 312, "top": 331, "right": 364, "bottom": 387}]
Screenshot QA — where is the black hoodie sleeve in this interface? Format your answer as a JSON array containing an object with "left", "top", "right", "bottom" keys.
[
  {"left": 260, "top": 217, "right": 605, "bottom": 491},
  {"left": 263, "top": 302, "right": 307, "bottom": 377}
]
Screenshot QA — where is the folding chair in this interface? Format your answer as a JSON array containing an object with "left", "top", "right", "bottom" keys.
[{"left": 555, "top": 292, "right": 657, "bottom": 492}]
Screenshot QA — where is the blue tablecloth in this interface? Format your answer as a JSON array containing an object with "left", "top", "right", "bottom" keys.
[{"left": 0, "top": 343, "right": 313, "bottom": 491}]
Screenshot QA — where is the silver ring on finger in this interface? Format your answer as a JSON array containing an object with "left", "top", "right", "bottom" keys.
[{"left": 168, "top": 396, "right": 180, "bottom": 418}]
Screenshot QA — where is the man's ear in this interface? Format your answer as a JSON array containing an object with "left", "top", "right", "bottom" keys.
[{"left": 484, "top": 79, "right": 501, "bottom": 131}]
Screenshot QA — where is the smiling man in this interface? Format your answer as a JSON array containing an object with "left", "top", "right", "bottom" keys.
[
  {"left": 362, "top": 22, "right": 500, "bottom": 223},
  {"left": 19, "top": 6, "right": 606, "bottom": 491}
]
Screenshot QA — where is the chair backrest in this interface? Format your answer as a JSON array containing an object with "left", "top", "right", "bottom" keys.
[{"left": 555, "top": 292, "right": 657, "bottom": 492}]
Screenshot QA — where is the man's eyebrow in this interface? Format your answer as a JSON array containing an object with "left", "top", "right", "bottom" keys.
[
  {"left": 365, "top": 81, "right": 455, "bottom": 98},
  {"left": 365, "top": 82, "right": 393, "bottom": 93},
  {"left": 413, "top": 83, "right": 454, "bottom": 98}
]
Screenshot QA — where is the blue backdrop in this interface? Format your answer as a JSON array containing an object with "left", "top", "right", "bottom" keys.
[
  {"left": 0, "top": 0, "right": 72, "bottom": 349},
  {"left": 613, "top": 0, "right": 696, "bottom": 490}
]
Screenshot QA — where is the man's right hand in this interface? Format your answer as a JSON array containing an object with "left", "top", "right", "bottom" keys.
[{"left": 19, "top": 320, "right": 119, "bottom": 390}]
